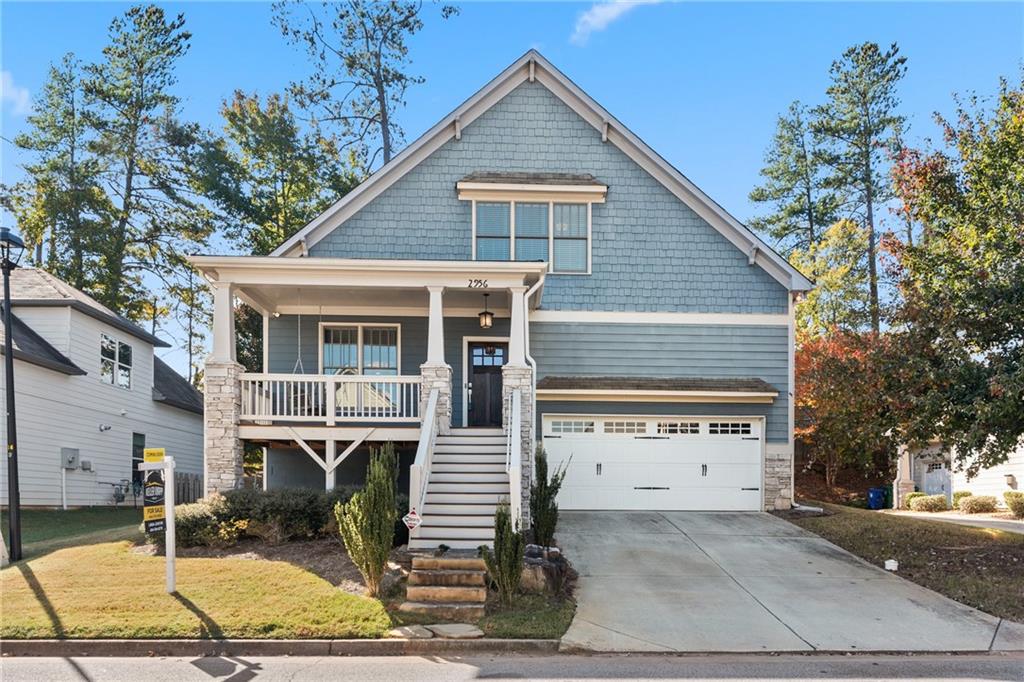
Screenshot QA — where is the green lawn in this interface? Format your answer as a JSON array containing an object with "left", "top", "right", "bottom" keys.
[
  {"left": 786, "top": 502, "right": 1024, "bottom": 622},
  {"left": 1, "top": 507, "right": 142, "bottom": 547},
  {"left": 478, "top": 594, "right": 576, "bottom": 639},
  {"left": 1, "top": 541, "right": 391, "bottom": 639}
]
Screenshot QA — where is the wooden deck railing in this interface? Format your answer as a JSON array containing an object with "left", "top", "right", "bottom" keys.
[{"left": 238, "top": 373, "right": 422, "bottom": 424}]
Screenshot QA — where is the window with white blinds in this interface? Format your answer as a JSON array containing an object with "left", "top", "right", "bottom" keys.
[{"left": 322, "top": 325, "right": 399, "bottom": 375}]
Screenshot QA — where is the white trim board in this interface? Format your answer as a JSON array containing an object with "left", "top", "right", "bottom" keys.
[
  {"left": 461, "top": 335, "right": 511, "bottom": 427},
  {"left": 267, "top": 50, "right": 812, "bottom": 293},
  {"left": 528, "top": 310, "right": 790, "bottom": 326},
  {"left": 537, "top": 389, "right": 777, "bottom": 404}
]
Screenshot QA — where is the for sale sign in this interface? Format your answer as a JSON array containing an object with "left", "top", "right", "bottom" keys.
[
  {"left": 402, "top": 510, "right": 422, "bottom": 531},
  {"left": 143, "top": 448, "right": 166, "bottom": 534}
]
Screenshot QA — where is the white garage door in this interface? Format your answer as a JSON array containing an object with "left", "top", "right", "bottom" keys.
[{"left": 542, "top": 415, "right": 763, "bottom": 511}]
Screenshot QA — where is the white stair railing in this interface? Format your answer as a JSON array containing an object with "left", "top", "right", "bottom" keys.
[
  {"left": 506, "top": 389, "right": 523, "bottom": 527},
  {"left": 238, "top": 373, "right": 421, "bottom": 424},
  {"left": 409, "top": 388, "right": 441, "bottom": 539}
]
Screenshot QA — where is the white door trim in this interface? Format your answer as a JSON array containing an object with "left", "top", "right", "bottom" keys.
[{"left": 461, "top": 335, "right": 511, "bottom": 427}]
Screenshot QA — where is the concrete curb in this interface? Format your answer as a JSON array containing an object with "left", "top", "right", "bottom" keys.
[{"left": 0, "top": 638, "right": 561, "bottom": 657}]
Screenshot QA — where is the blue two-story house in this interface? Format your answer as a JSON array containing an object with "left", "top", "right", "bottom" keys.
[{"left": 191, "top": 51, "right": 812, "bottom": 550}]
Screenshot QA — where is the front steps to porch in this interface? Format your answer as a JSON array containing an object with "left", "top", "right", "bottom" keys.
[
  {"left": 398, "top": 555, "right": 488, "bottom": 620},
  {"left": 409, "top": 428, "right": 507, "bottom": 551}
]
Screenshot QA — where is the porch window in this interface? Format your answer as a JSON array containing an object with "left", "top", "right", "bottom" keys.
[{"left": 321, "top": 324, "right": 399, "bottom": 375}]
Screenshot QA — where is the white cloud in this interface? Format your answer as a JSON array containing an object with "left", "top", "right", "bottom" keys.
[
  {"left": 1, "top": 71, "right": 31, "bottom": 116},
  {"left": 570, "top": 1, "right": 661, "bottom": 46}
]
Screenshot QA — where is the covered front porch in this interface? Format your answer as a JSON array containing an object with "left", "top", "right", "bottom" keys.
[{"left": 190, "top": 257, "right": 542, "bottom": 529}]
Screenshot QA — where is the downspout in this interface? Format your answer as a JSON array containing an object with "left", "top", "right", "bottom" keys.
[{"left": 523, "top": 272, "right": 546, "bottom": 401}]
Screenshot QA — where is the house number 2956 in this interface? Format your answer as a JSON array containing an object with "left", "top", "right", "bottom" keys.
[{"left": 468, "top": 279, "right": 489, "bottom": 288}]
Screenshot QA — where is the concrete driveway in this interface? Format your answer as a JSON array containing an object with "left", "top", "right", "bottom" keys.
[{"left": 559, "top": 511, "right": 1024, "bottom": 653}]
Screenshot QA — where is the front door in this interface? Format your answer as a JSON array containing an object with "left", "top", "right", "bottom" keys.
[{"left": 467, "top": 342, "right": 507, "bottom": 427}]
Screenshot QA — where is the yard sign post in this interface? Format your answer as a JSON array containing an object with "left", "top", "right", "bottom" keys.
[{"left": 138, "top": 448, "right": 176, "bottom": 593}]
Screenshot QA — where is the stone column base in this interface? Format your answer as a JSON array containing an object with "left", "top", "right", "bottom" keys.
[
  {"left": 420, "top": 363, "right": 452, "bottom": 434},
  {"left": 764, "top": 446, "right": 794, "bottom": 511},
  {"left": 204, "top": 359, "right": 244, "bottom": 494},
  {"left": 501, "top": 365, "right": 534, "bottom": 528}
]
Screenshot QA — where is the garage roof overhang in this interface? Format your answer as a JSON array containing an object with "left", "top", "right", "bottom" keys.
[{"left": 536, "top": 376, "right": 779, "bottom": 404}]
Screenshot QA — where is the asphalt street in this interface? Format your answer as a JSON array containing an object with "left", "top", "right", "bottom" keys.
[{"left": 2, "top": 654, "right": 1022, "bottom": 681}]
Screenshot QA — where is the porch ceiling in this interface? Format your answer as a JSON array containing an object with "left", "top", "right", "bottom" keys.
[{"left": 189, "top": 256, "right": 547, "bottom": 315}]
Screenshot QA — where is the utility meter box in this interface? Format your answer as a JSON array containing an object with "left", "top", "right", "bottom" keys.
[
  {"left": 80, "top": 460, "right": 93, "bottom": 471},
  {"left": 60, "top": 447, "right": 80, "bottom": 470}
]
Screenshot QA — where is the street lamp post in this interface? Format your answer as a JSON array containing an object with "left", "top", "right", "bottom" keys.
[{"left": 1, "top": 227, "right": 25, "bottom": 562}]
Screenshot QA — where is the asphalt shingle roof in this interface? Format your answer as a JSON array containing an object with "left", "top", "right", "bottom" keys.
[
  {"left": 460, "top": 171, "right": 604, "bottom": 186},
  {"left": 152, "top": 356, "right": 204, "bottom": 415}
]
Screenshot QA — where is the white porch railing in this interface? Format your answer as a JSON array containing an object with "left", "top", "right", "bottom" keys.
[
  {"left": 409, "top": 388, "right": 441, "bottom": 531},
  {"left": 238, "top": 373, "right": 422, "bottom": 424},
  {"left": 506, "top": 389, "right": 523, "bottom": 527}
]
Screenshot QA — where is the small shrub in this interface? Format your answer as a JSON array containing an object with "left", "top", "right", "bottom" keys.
[
  {"left": 219, "top": 488, "right": 263, "bottom": 522},
  {"left": 952, "top": 491, "right": 973, "bottom": 510},
  {"left": 909, "top": 494, "right": 949, "bottom": 513},
  {"left": 254, "top": 488, "right": 332, "bottom": 541},
  {"left": 903, "top": 491, "right": 926, "bottom": 509},
  {"left": 959, "top": 495, "right": 998, "bottom": 514},
  {"left": 530, "top": 446, "right": 569, "bottom": 549},
  {"left": 481, "top": 503, "right": 526, "bottom": 607},
  {"left": 1004, "top": 491, "right": 1024, "bottom": 519},
  {"left": 336, "top": 443, "right": 398, "bottom": 597},
  {"left": 172, "top": 501, "right": 219, "bottom": 547}
]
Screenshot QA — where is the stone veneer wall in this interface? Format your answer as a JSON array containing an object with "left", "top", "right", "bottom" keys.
[
  {"left": 764, "top": 448, "right": 793, "bottom": 511},
  {"left": 204, "top": 360, "right": 244, "bottom": 493},
  {"left": 501, "top": 365, "right": 534, "bottom": 527},
  {"left": 419, "top": 364, "right": 452, "bottom": 435}
]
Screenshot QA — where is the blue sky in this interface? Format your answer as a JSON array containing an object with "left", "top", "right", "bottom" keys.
[{"left": 2, "top": 1, "right": 1022, "bottom": 375}]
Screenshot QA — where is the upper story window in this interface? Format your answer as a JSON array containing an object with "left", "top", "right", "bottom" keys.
[
  {"left": 100, "top": 333, "right": 132, "bottom": 389},
  {"left": 472, "top": 200, "right": 591, "bottom": 273},
  {"left": 458, "top": 173, "right": 606, "bottom": 275}
]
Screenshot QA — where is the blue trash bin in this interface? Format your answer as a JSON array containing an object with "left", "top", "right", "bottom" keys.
[{"left": 868, "top": 487, "right": 886, "bottom": 510}]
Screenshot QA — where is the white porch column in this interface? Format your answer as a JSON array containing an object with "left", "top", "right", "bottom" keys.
[
  {"left": 211, "top": 281, "right": 236, "bottom": 362},
  {"left": 425, "top": 286, "right": 446, "bottom": 365},
  {"left": 325, "top": 440, "right": 336, "bottom": 491},
  {"left": 205, "top": 280, "right": 243, "bottom": 494},
  {"left": 420, "top": 285, "right": 452, "bottom": 434},
  {"left": 507, "top": 285, "right": 528, "bottom": 367}
]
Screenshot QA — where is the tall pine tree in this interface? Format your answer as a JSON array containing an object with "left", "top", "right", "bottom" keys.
[
  {"left": 813, "top": 42, "right": 907, "bottom": 333},
  {"left": 749, "top": 101, "right": 838, "bottom": 256}
]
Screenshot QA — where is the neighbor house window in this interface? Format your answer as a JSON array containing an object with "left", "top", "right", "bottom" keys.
[
  {"left": 473, "top": 200, "right": 591, "bottom": 273},
  {"left": 100, "top": 333, "right": 132, "bottom": 389},
  {"left": 132, "top": 433, "right": 146, "bottom": 487}
]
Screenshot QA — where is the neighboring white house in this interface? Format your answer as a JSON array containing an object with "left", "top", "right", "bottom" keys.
[
  {"left": 894, "top": 439, "right": 1023, "bottom": 508},
  {"left": 0, "top": 268, "right": 204, "bottom": 508}
]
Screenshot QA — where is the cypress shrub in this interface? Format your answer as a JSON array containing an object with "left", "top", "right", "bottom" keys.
[
  {"left": 481, "top": 503, "right": 526, "bottom": 607},
  {"left": 335, "top": 442, "right": 398, "bottom": 597},
  {"left": 530, "top": 446, "right": 569, "bottom": 549}
]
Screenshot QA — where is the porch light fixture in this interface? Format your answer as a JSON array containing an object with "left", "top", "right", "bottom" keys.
[{"left": 478, "top": 293, "right": 493, "bottom": 329}]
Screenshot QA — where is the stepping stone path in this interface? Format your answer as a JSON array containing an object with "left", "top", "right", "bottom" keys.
[
  {"left": 388, "top": 625, "right": 434, "bottom": 639},
  {"left": 426, "top": 623, "right": 485, "bottom": 639}
]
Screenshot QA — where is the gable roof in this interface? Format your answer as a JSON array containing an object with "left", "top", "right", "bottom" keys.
[
  {"left": 152, "top": 356, "right": 204, "bottom": 415},
  {"left": 0, "top": 312, "right": 85, "bottom": 375},
  {"left": 9, "top": 268, "right": 170, "bottom": 347},
  {"left": 271, "top": 50, "right": 812, "bottom": 292}
]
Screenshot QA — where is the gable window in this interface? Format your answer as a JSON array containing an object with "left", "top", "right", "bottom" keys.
[
  {"left": 100, "top": 333, "right": 132, "bottom": 389},
  {"left": 472, "top": 200, "right": 592, "bottom": 274}
]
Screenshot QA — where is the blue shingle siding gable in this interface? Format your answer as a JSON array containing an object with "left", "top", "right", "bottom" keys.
[{"left": 309, "top": 80, "right": 788, "bottom": 314}]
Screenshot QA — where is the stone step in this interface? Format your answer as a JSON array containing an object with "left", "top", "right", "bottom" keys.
[
  {"left": 397, "top": 601, "right": 486, "bottom": 621},
  {"left": 432, "top": 462, "right": 507, "bottom": 474},
  {"left": 425, "top": 492, "right": 507, "bottom": 505},
  {"left": 433, "top": 454, "right": 506, "bottom": 465},
  {"left": 406, "top": 585, "right": 487, "bottom": 603},
  {"left": 423, "top": 503, "right": 499, "bottom": 516},
  {"left": 421, "top": 514, "right": 494, "bottom": 527},
  {"left": 408, "top": 569, "right": 486, "bottom": 587},
  {"left": 431, "top": 472, "right": 508, "bottom": 483},
  {"left": 427, "top": 482, "right": 509, "bottom": 494},
  {"left": 412, "top": 556, "right": 487, "bottom": 571}
]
